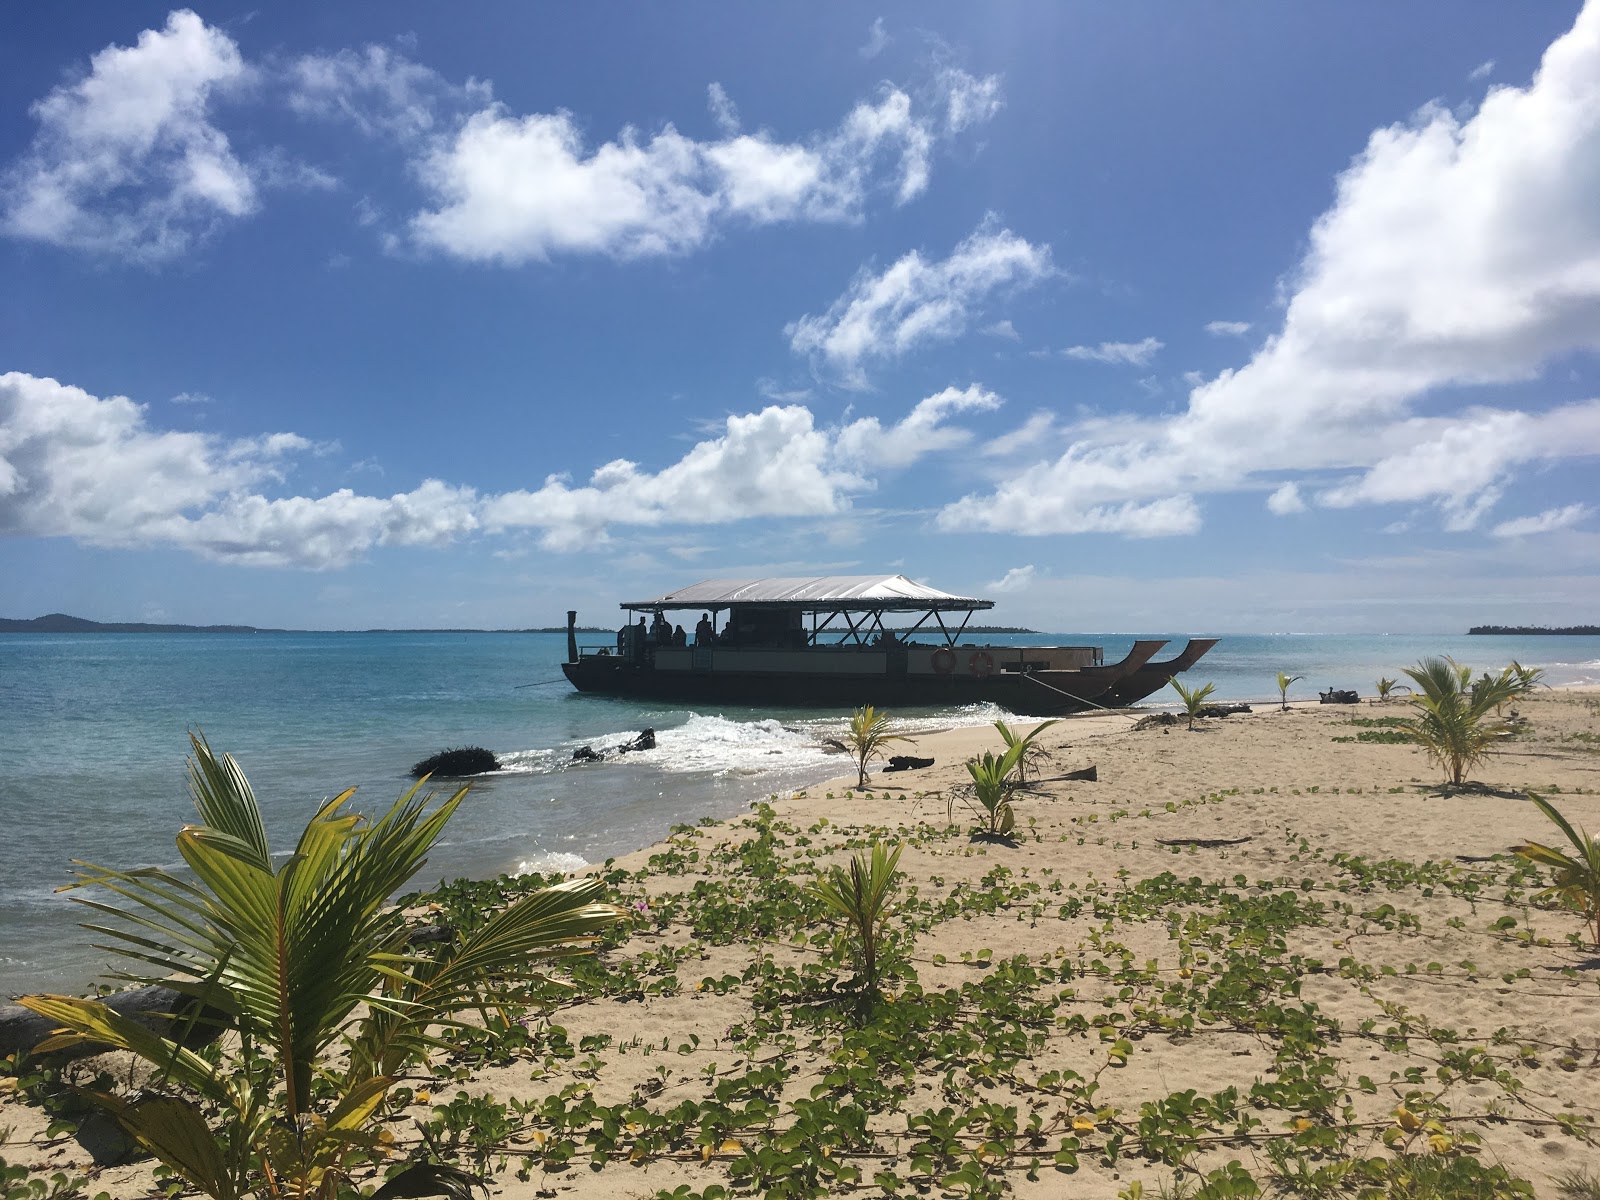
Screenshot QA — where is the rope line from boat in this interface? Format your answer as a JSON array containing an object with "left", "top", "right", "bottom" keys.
[
  {"left": 1023, "top": 671, "right": 1135, "bottom": 716},
  {"left": 514, "top": 678, "right": 571, "bottom": 689}
]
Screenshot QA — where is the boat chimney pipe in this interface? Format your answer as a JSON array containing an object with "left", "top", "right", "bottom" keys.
[{"left": 566, "top": 611, "right": 578, "bottom": 663}]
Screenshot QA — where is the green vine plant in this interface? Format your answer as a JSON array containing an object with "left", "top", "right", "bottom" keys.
[
  {"left": 1516, "top": 795, "right": 1600, "bottom": 948},
  {"left": 842, "top": 705, "right": 913, "bottom": 790},
  {"left": 1398, "top": 658, "right": 1520, "bottom": 787},
  {"left": 991, "top": 718, "right": 1059, "bottom": 784},
  {"left": 1275, "top": 672, "right": 1302, "bottom": 712},
  {"left": 1169, "top": 679, "right": 1217, "bottom": 731},
  {"left": 17, "top": 734, "right": 625, "bottom": 1200},
  {"left": 807, "top": 841, "right": 905, "bottom": 1010}
]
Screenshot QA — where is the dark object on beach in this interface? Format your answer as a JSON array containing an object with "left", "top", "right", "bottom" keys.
[
  {"left": 1156, "top": 835, "right": 1253, "bottom": 848},
  {"left": 1196, "top": 702, "right": 1252, "bottom": 718},
  {"left": 1132, "top": 712, "right": 1182, "bottom": 731},
  {"left": 571, "top": 745, "right": 603, "bottom": 762},
  {"left": 411, "top": 746, "right": 501, "bottom": 778},
  {"left": 883, "top": 755, "right": 936, "bottom": 772},
  {"left": 617, "top": 728, "right": 656, "bottom": 754},
  {"left": 1, "top": 985, "right": 227, "bottom": 1065},
  {"left": 406, "top": 923, "right": 455, "bottom": 946},
  {"left": 1060, "top": 764, "right": 1098, "bottom": 782},
  {"left": 1319, "top": 688, "right": 1360, "bottom": 705}
]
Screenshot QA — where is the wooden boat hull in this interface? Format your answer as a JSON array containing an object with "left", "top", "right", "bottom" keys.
[
  {"left": 1096, "top": 638, "right": 1220, "bottom": 708},
  {"left": 560, "top": 640, "right": 1169, "bottom": 716}
]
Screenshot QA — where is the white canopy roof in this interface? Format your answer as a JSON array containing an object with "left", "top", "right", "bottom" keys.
[{"left": 622, "top": 574, "right": 993, "bottom": 613}]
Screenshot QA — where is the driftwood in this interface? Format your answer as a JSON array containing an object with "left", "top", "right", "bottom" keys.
[
  {"left": 1034, "top": 765, "right": 1097, "bottom": 783},
  {"left": 883, "top": 755, "right": 935, "bottom": 772},
  {"left": 1155, "top": 835, "right": 1254, "bottom": 848},
  {"left": 1196, "top": 703, "right": 1252, "bottom": 718}
]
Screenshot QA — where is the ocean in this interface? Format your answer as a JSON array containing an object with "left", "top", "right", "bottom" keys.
[{"left": 3, "top": 629, "right": 1597, "bottom": 996}]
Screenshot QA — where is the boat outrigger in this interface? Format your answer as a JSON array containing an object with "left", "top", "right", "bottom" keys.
[{"left": 561, "top": 574, "right": 1215, "bottom": 716}]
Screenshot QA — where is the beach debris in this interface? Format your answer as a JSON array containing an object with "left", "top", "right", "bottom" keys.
[
  {"left": 1059, "top": 764, "right": 1098, "bottom": 782},
  {"left": 883, "top": 755, "right": 935, "bottom": 772},
  {"left": 1197, "top": 702, "right": 1253, "bottom": 718},
  {"left": 1319, "top": 688, "right": 1361, "bottom": 704},
  {"left": 1, "top": 985, "right": 227, "bottom": 1063},
  {"left": 1156, "top": 835, "right": 1254, "bottom": 848},
  {"left": 1132, "top": 713, "right": 1181, "bottom": 731},
  {"left": 411, "top": 746, "right": 500, "bottom": 778},
  {"left": 570, "top": 729, "right": 657, "bottom": 763}
]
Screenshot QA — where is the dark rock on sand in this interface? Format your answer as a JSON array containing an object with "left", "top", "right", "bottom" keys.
[
  {"left": 884, "top": 755, "right": 935, "bottom": 772},
  {"left": 1, "top": 985, "right": 227, "bottom": 1065},
  {"left": 411, "top": 746, "right": 500, "bottom": 778}
]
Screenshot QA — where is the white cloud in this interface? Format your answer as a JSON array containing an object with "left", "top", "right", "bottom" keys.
[
  {"left": 834, "top": 384, "right": 1001, "bottom": 469},
  {"left": 169, "top": 391, "right": 212, "bottom": 405},
  {"left": 940, "top": 3, "right": 1600, "bottom": 537},
  {"left": 287, "top": 43, "right": 492, "bottom": 142},
  {"left": 983, "top": 319, "right": 1020, "bottom": 340},
  {"left": 986, "top": 564, "right": 1035, "bottom": 593},
  {"left": 706, "top": 82, "right": 740, "bottom": 136},
  {"left": 1062, "top": 337, "right": 1162, "bottom": 366},
  {"left": 1266, "top": 482, "right": 1306, "bottom": 514},
  {"left": 0, "top": 10, "right": 255, "bottom": 263},
  {"left": 859, "top": 18, "right": 891, "bottom": 61},
  {"left": 981, "top": 411, "right": 1057, "bottom": 457},
  {"left": 787, "top": 217, "right": 1052, "bottom": 386},
  {"left": 1204, "top": 320, "right": 1251, "bottom": 337},
  {"left": 1469, "top": 59, "right": 1496, "bottom": 82},
  {"left": 482, "top": 405, "right": 865, "bottom": 550},
  {"left": 1491, "top": 502, "right": 1591, "bottom": 538},
  {"left": 407, "top": 68, "right": 1001, "bottom": 264}
]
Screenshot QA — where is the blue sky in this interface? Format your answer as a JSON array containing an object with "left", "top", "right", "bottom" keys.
[{"left": 2, "top": 3, "right": 1597, "bottom": 633}]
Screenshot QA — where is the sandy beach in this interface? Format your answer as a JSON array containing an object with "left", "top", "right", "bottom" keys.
[{"left": 5, "top": 688, "right": 1599, "bottom": 1198}]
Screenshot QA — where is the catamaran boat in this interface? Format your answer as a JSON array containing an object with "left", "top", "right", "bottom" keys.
[{"left": 561, "top": 575, "right": 1215, "bottom": 716}]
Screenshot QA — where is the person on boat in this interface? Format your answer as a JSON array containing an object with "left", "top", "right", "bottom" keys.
[
  {"left": 672, "top": 624, "right": 687, "bottom": 647},
  {"left": 694, "top": 612, "right": 714, "bottom": 646},
  {"left": 650, "top": 611, "right": 671, "bottom": 645}
]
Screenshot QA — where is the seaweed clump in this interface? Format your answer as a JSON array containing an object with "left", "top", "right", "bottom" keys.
[{"left": 411, "top": 746, "right": 500, "bottom": 778}]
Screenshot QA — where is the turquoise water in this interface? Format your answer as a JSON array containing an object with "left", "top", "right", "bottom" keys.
[{"left": 3, "top": 629, "right": 1596, "bottom": 994}]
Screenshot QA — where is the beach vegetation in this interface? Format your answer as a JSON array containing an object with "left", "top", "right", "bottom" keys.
[
  {"left": 963, "top": 745, "right": 1026, "bottom": 839},
  {"left": 1515, "top": 795, "right": 1600, "bottom": 947},
  {"left": 1274, "top": 672, "right": 1302, "bottom": 711},
  {"left": 1398, "top": 657, "right": 1519, "bottom": 786},
  {"left": 1375, "top": 676, "right": 1410, "bottom": 701},
  {"left": 17, "top": 733, "right": 624, "bottom": 1200},
  {"left": 808, "top": 841, "right": 905, "bottom": 1002},
  {"left": 991, "top": 718, "right": 1059, "bottom": 784},
  {"left": 1169, "top": 679, "right": 1216, "bottom": 730},
  {"left": 410, "top": 745, "right": 500, "bottom": 778},
  {"left": 843, "top": 705, "right": 913, "bottom": 789}
]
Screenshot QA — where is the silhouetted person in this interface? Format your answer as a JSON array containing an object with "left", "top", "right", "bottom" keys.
[
  {"left": 694, "top": 612, "right": 714, "bottom": 646},
  {"left": 673, "top": 624, "right": 687, "bottom": 647}
]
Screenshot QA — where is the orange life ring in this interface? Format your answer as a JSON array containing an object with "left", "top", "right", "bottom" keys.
[
  {"left": 968, "top": 651, "right": 995, "bottom": 677},
  {"left": 930, "top": 647, "right": 957, "bottom": 675}
]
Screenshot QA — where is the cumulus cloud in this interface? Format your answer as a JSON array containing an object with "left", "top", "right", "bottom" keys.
[
  {"left": 1205, "top": 320, "right": 1251, "bottom": 337},
  {"left": 0, "top": 10, "right": 255, "bottom": 263},
  {"left": 706, "top": 82, "right": 740, "bottom": 137},
  {"left": 986, "top": 564, "right": 1035, "bottom": 593},
  {"left": 834, "top": 384, "right": 1001, "bottom": 468},
  {"left": 940, "top": 3, "right": 1600, "bottom": 537},
  {"left": 1062, "top": 337, "right": 1162, "bottom": 365},
  {"left": 286, "top": 43, "right": 492, "bottom": 142},
  {"left": 0, "top": 371, "right": 477, "bottom": 568},
  {"left": 1266, "top": 482, "right": 1306, "bottom": 514},
  {"left": 787, "top": 217, "right": 1052, "bottom": 386},
  {"left": 1490, "top": 502, "right": 1591, "bottom": 538},
  {"left": 406, "top": 68, "right": 1002, "bottom": 264}
]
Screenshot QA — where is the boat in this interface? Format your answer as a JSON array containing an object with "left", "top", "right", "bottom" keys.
[{"left": 560, "top": 574, "right": 1216, "bottom": 716}]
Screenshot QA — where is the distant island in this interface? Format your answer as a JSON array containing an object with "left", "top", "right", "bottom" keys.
[
  {"left": 0, "top": 614, "right": 607, "bottom": 634},
  {"left": 1468, "top": 624, "right": 1600, "bottom": 635}
]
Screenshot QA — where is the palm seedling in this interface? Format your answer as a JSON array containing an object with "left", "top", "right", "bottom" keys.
[
  {"left": 844, "top": 704, "right": 913, "bottom": 789},
  {"left": 1515, "top": 796, "right": 1600, "bottom": 948},
  {"left": 1375, "top": 676, "right": 1410, "bottom": 701},
  {"left": 1398, "top": 657, "right": 1520, "bottom": 787},
  {"left": 808, "top": 841, "right": 904, "bottom": 999},
  {"left": 1275, "top": 672, "right": 1303, "bottom": 712},
  {"left": 964, "top": 743, "right": 1027, "bottom": 839},
  {"left": 20, "top": 734, "right": 625, "bottom": 1200},
  {"left": 1169, "top": 679, "right": 1217, "bottom": 731},
  {"left": 992, "top": 718, "right": 1059, "bottom": 784}
]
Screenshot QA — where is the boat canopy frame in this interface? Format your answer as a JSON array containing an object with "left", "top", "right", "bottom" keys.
[{"left": 618, "top": 574, "right": 994, "bottom": 648}]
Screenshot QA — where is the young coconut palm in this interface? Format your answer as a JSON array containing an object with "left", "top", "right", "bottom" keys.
[
  {"left": 1399, "top": 657, "right": 1519, "bottom": 787},
  {"left": 992, "top": 718, "right": 1059, "bottom": 784},
  {"left": 1375, "top": 677, "right": 1410, "bottom": 701},
  {"left": 1275, "top": 672, "right": 1303, "bottom": 712},
  {"left": 1515, "top": 796, "right": 1600, "bottom": 948},
  {"left": 20, "top": 734, "right": 625, "bottom": 1200},
  {"left": 1169, "top": 679, "right": 1217, "bottom": 731},
  {"left": 809, "top": 841, "right": 904, "bottom": 999},
  {"left": 964, "top": 743, "right": 1028, "bottom": 838},
  {"left": 844, "top": 704, "right": 913, "bottom": 789}
]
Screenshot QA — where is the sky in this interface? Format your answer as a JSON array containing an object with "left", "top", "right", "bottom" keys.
[{"left": 2, "top": 3, "right": 1598, "bottom": 634}]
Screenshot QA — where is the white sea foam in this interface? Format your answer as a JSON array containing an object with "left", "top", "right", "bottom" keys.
[{"left": 513, "top": 851, "right": 590, "bottom": 877}]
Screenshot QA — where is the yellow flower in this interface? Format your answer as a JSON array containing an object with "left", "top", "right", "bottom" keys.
[
  {"left": 1293, "top": 1118, "right": 1314, "bottom": 1132},
  {"left": 415, "top": 1089, "right": 432, "bottom": 1104},
  {"left": 1178, "top": 967, "right": 1192, "bottom": 979},
  {"left": 1072, "top": 1116, "right": 1096, "bottom": 1133}
]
